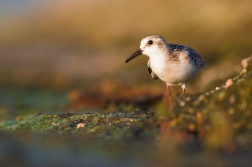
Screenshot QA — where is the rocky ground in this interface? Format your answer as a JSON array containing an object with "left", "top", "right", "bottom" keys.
[{"left": 0, "top": 56, "right": 252, "bottom": 167}]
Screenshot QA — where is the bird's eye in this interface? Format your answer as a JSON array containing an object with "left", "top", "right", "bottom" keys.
[{"left": 148, "top": 40, "right": 153, "bottom": 45}]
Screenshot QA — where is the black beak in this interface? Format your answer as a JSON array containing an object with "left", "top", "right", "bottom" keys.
[{"left": 125, "top": 48, "right": 143, "bottom": 63}]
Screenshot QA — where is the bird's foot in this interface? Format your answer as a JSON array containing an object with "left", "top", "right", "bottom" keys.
[{"left": 180, "top": 94, "right": 185, "bottom": 99}]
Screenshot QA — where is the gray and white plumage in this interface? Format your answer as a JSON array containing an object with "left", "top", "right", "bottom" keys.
[{"left": 125, "top": 34, "right": 206, "bottom": 102}]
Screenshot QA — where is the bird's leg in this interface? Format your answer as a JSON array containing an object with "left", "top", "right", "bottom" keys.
[
  {"left": 168, "top": 86, "right": 173, "bottom": 103},
  {"left": 166, "top": 83, "right": 172, "bottom": 103},
  {"left": 180, "top": 84, "right": 186, "bottom": 98}
]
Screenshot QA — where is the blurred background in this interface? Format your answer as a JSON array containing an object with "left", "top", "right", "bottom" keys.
[{"left": 0, "top": 0, "right": 252, "bottom": 119}]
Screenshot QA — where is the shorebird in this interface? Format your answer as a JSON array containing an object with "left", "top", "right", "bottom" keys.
[{"left": 125, "top": 34, "right": 206, "bottom": 102}]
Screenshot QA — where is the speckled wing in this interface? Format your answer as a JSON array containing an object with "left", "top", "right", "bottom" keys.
[
  {"left": 147, "top": 60, "right": 159, "bottom": 80},
  {"left": 168, "top": 44, "right": 205, "bottom": 68}
]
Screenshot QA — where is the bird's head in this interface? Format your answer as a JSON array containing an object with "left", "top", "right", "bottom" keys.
[{"left": 125, "top": 34, "right": 167, "bottom": 63}]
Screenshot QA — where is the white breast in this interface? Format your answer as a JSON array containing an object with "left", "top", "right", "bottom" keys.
[{"left": 150, "top": 52, "right": 199, "bottom": 85}]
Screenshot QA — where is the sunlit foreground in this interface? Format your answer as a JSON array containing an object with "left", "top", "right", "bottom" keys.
[{"left": 1, "top": 56, "right": 252, "bottom": 167}]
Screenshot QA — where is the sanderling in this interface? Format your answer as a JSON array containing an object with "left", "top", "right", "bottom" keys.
[{"left": 125, "top": 34, "right": 206, "bottom": 102}]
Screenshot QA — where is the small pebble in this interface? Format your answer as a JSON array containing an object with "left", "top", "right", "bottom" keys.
[
  {"left": 241, "top": 56, "right": 252, "bottom": 69},
  {"left": 180, "top": 101, "right": 185, "bottom": 107},
  {"left": 77, "top": 123, "right": 85, "bottom": 129},
  {"left": 225, "top": 79, "right": 234, "bottom": 89}
]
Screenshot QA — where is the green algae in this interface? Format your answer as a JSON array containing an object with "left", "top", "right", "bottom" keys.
[{"left": 1, "top": 112, "right": 159, "bottom": 139}]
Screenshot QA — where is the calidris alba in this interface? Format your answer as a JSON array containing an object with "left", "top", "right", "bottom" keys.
[{"left": 125, "top": 34, "right": 206, "bottom": 102}]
